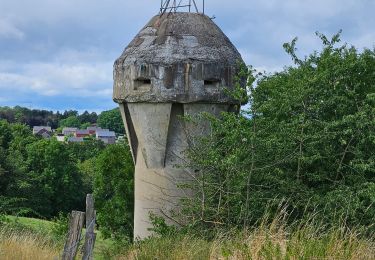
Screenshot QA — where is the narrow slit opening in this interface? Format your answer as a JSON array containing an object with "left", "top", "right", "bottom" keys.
[
  {"left": 134, "top": 78, "right": 151, "bottom": 90},
  {"left": 140, "top": 79, "right": 151, "bottom": 84},
  {"left": 204, "top": 79, "right": 220, "bottom": 88}
]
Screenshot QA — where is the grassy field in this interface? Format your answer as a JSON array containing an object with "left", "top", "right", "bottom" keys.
[
  {"left": 0, "top": 215, "right": 374, "bottom": 259},
  {"left": 5, "top": 215, "right": 53, "bottom": 232},
  {"left": 120, "top": 219, "right": 375, "bottom": 260},
  {"left": 0, "top": 215, "right": 116, "bottom": 259},
  {"left": 0, "top": 226, "right": 59, "bottom": 260}
]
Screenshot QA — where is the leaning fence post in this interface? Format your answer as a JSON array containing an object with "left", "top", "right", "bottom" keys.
[
  {"left": 62, "top": 211, "right": 85, "bottom": 260},
  {"left": 82, "top": 194, "right": 96, "bottom": 260}
]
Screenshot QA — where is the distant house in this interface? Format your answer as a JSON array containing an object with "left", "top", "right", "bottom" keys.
[
  {"left": 37, "top": 128, "right": 52, "bottom": 139},
  {"left": 62, "top": 127, "right": 78, "bottom": 136},
  {"left": 75, "top": 129, "right": 90, "bottom": 138},
  {"left": 87, "top": 126, "right": 102, "bottom": 135},
  {"left": 33, "top": 126, "right": 52, "bottom": 139},
  {"left": 33, "top": 126, "right": 52, "bottom": 135},
  {"left": 96, "top": 130, "right": 116, "bottom": 144},
  {"left": 67, "top": 137, "right": 84, "bottom": 143},
  {"left": 56, "top": 134, "right": 65, "bottom": 142}
]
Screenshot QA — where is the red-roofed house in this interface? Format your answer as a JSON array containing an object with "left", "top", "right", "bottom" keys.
[{"left": 75, "top": 129, "right": 90, "bottom": 138}]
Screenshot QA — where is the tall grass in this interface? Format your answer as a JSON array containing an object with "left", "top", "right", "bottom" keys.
[
  {"left": 116, "top": 212, "right": 375, "bottom": 260},
  {"left": 0, "top": 227, "right": 60, "bottom": 260},
  {"left": 0, "top": 212, "right": 373, "bottom": 259}
]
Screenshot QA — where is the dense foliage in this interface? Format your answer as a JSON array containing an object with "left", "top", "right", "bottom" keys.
[
  {"left": 0, "top": 106, "right": 98, "bottom": 129},
  {"left": 97, "top": 108, "right": 125, "bottom": 134},
  {"left": 0, "top": 106, "right": 123, "bottom": 134},
  {"left": 0, "top": 121, "right": 103, "bottom": 217},
  {"left": 179, "top": 33, "right": 375, "bottom": 236},
  {"left": 93, "top": 143, "right": 134, "bottom": 241},
  {"left": 0, "top": 115, "right": 135, "bottom": 240}
]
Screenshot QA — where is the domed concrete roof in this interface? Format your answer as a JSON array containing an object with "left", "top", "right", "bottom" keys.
[
  {"left": 116, "top": 13, "right": 242, "bottom": 65},
  {"left": 113, "top": 12, "right": 245, "bottom": 104}
]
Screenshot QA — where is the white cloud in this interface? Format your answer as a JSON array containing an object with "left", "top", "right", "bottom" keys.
[
  {"left": 0, "top": 60, "right": 113, "bottom": 98},
  {"left": 54, "top": 48, "right": 111, "bottom": 63},
  {"left": 0, "top": 19, "right": 24, "bottom": 39},
  {"left": 0, "top": 0, "right": 156, "bottom": 27}
]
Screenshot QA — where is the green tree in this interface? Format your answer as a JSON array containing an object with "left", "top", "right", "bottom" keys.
[
  {"left": 67, "top": 139, "right": 105, "bottom": 162},
  {"left": 78, "top": 111, "right": 98, "bottom": 124},
  {"left": 181, "top": 32, "right": 375, "bottom": 235},
  {"left": 8, "top": 139, "right": 85, "bottom": 217},
  {"left": 97, "top": 108, "right": 125, "bottom": 134},
  {"left": 0, "top": 120, "right": 12, "bottom": 149},
  {"left": 59, "top": 115, "right": 81, "bottom": 128},
  {"left": 78, "top": 158, "right": 97, "bottom": 194},
  {"left": 94, "top": 143, "right": 134, "bottom": 241},
  {"left": 0, "top": 121, "right": 14, "bottom": 196},
  {"left": 4, "top": 124, "right": 36, "bottom": 195},
  {"left": 80, "top": 122, "right": 92, "bottom": 129},
  {"left": 0, "top": 147, "right": 8, "bottom": 195}
]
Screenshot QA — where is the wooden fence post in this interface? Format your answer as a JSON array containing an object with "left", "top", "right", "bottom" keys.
[
  {"left": 82, "top": 194, "right": 96, "bottom": 260},
  {"left": 62, "top": 211, "right": 85, "bottom": 260}
]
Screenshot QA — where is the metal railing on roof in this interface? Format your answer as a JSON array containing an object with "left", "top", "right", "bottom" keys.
[{"left": 160, "top": 0, "right": 205, "bottom": 15}]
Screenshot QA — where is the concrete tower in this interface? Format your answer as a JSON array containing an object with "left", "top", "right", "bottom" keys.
[{"left": 113, "top": 12, "right": 245, "bottom": 239}]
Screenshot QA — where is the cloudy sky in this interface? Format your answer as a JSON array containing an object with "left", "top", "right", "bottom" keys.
[{"left": 0, "top": 0, "right": 374, "bottom": 112}]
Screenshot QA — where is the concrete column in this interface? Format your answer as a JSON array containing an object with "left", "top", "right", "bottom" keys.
[{"left": 120, "top": 102, "right": 231, "bottom": 239}]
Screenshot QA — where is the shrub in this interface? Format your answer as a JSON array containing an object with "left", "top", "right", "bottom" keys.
[
  {"left": 178, "top": 32, "right": 375, "bottom": 236},
  {"left": 94, "top": 143, "right": 134, "bottom": 241}
]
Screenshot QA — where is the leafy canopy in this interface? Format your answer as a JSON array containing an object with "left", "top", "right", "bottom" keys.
[
  {"left": 180, "top": 32, "right": 375, "bottom": 236},
  {"left": 97, "top": 108, "right": 125, "bottom": 134},
  {"left": 93, "top": 143, "right": 134, "bottom": 241}
]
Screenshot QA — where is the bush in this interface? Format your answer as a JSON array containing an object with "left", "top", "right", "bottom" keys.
[
  {"left": 50, "top": 212, "right": 70, "bottom": 242},
  {"left": 94, "top": 143, "right": 134, "bottom": 241},
  {"left": 178, "top": 32, "right": 375, "bottom": 236}
]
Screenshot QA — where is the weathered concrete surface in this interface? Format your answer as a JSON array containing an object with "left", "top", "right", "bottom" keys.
[
  {"left": 120, "top": 103, "right": 233, "bottom": 239},
  {"left": 114, "top": 12, "right": 245, "bottom": 240},
  {"left": 113, "top": 12, "right": 245, "bottom": 104}
]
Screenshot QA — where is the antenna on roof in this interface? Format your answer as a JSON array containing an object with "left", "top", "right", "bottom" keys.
[{"left": 160, "top": 0, "right": 205, "bottom": 15}]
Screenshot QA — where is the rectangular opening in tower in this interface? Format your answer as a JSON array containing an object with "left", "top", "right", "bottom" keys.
[
  {"left": 134, "top": 78, "right": 151, "bottom": 91},
  {"left": 204, "top": 79, "right": 220, "bottom": 89}
]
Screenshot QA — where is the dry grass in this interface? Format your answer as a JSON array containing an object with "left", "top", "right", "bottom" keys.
[
  {"left": 2, "top": 225, "right": 373, "bottom": 260},
  {"left": 0, "top": 214, "right": 374, "bottom": 260},
  {"left": 116, "top": 214, "right": 375, "bottom": 260},
  {"left": 117, "top": 230, "right": 374, "bottom": 260},
  {"left": 0, "top": 228, "right": 60, "bottom": 260}
]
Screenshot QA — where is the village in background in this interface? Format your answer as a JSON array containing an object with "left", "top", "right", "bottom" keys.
[
  {"left": 32, "top": 125, "right": 119, "bottom": 144},
  {"left": 0, "top": 106, "right": 125, "bottom": 145}
]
